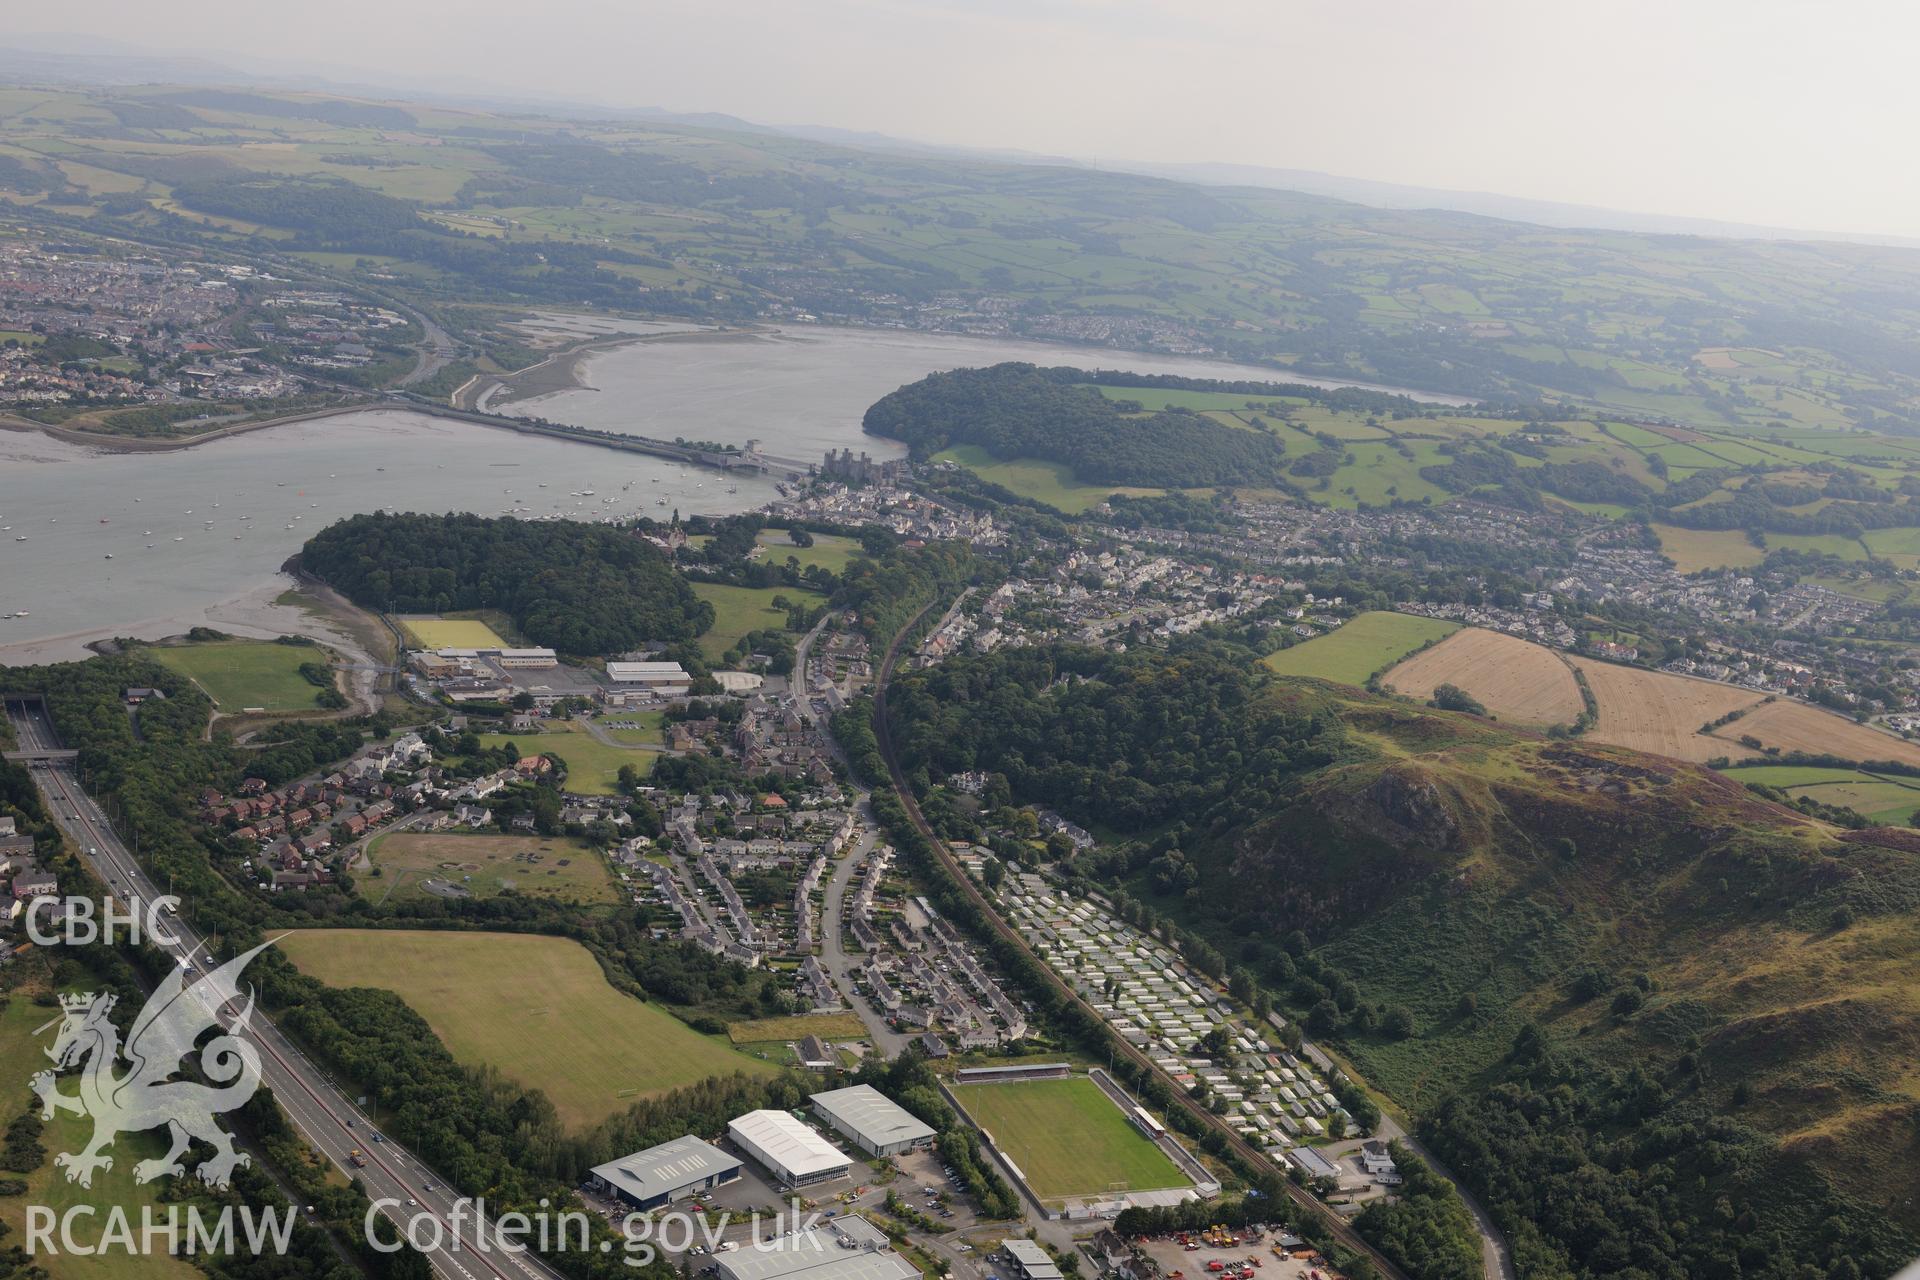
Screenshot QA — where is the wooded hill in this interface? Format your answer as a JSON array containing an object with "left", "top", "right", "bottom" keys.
[
  {"left": 885, "top": 643, "right": 1920, "bottom": 1280},
  {"left": 863, "top": 363, "right": 1296, "bottom": 488},
  {"left": 301, "top": 512, "right": 710, "bottom": 655}
]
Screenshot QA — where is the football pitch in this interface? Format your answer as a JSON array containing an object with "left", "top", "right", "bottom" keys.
[{"left": 950, "top": 1076, "right": 1188, "bottom": 1200}]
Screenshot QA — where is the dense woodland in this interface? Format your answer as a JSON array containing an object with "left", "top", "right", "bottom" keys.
[
  {"left": 863, "top": 363, "right": 1296, "bottom": 487},
  {"left": 885, "top": 642, "right": 1348, "bottom": 832},
  {"left": 301, "top": 512, "right": 710, "bottom": 654}
]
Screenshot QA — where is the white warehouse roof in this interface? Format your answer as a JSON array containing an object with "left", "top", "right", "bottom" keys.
[
  {"left": 810, "top": 1085, "right": 935, "bottom": 1150},
  {"left": 715, "top": 1216, "right": 917, "bottom": 1280},
  {"left": 607, "top": 661, "right": 692, "bottom": 683},
  {"left": 728, "top": 1110, "right": 850, "bottom": 1180}
]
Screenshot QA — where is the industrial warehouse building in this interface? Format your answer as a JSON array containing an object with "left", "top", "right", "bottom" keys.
[
  {"left": 714, "top": 1215, "right": 917, "bottom": 1280},
  {"left": 1001, "top": 1240, "right": 1064, "bottom": 1280},
  {"left": 606, "top": 661, "right": 693, "bottom": 695},
  {"left": 587, "top": 1135, "right": 742, "bottom": 1210},
  {"left": 809, "top": 1085, "right": 936, "bottom": 1158},
  {"left": 727, "top": 1110, "right": 852, "bottom": 1187}
]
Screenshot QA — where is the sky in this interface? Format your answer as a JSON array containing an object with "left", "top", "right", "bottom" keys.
[{"left": 17, "top": 0, "right": 1920, "bottom": 239}]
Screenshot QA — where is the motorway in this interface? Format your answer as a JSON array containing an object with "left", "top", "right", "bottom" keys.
[
  {"left": 868, "top": 607, "right": 1412, "bottom": 1280},
  {"left": 6, "top": 700, "right": 566, "bottom": 1280}
]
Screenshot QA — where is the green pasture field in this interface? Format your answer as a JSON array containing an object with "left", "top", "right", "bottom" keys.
[
  {"left": 756, "top": 530, "right": 865, "bottom": 575},
  {"left": 1718, "top": 764, "right": 1920, "bottom": 825},
  {"left": 278, "top": 930, "right": 776, "bottom": 1129},
  {"left": 1262, "top": 612, "right": 1460, "bottom": 685},
  {"left": 932, "top": 444, "right": 1163, "bottom": 514},
  {"left": 476, "top": 720, "right": 654, "bottom": 794},
  {"left": 150, "top": 639, "right": 328, "bottom": 711},
  {"left": 691, "top": 581, "right": 826, "bottom": 662}
]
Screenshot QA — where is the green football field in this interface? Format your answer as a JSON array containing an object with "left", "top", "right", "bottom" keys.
[{"left": 951, "top": 1076, "right": 1187, "bottom": 1199}]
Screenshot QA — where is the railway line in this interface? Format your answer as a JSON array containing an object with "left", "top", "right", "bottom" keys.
[{"left": 869, "top": 608, "right": 1410, "bottom": 1280}]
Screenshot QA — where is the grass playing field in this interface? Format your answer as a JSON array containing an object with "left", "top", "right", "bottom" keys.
[
  {"left": 150, "top": 639, "right": 330, "bottom": 712},
  {"left": 691, "top": 581, "right": 825, "bottom": 662},
  {"left": 397, "top": 616, "right": 510, "bottom": 649},
  {"left": 277, "top": 930, "right": 776, "bottom": 1129},
  {"left": 950, "top": 1076, "right": 1187, "bottom": 1200},
  {"left": 1263, "top": 611, "right": 1461, "bottom": 686},
  {"left": 476, "top": 721, "right": 655, "bottom": 794},
  {"left": 365, "top": 832, "right": 619, "bottom": 905}
]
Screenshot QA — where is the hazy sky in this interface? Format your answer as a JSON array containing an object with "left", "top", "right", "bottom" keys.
[{"left": 20, "top": 0, "right": 1920, "bottom": 238}]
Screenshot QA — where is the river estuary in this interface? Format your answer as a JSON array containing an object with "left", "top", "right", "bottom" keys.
[{"left": 0, "top": 323, "right": 1465, "bottom": 662}]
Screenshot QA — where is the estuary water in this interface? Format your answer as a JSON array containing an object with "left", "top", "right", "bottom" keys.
[
  {"left": 501, "top": 323, "right": 1474, "bottom": 459},
  {"left": 0, "top": 323, "right": 1466, "bottom": 660}
]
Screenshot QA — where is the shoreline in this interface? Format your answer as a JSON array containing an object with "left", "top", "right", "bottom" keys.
[
  {"left": 0, "top": 402, "right": 384, "bottom": 455},
  {"left": 0, "top": 575, "right": 331, "bottom": 667},
  {"left": 464, "top": 323, "right": 766, "bottom": 412}
]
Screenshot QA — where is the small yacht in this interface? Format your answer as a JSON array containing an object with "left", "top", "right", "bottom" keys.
[{"left": 103, "top": 553, "right": 113, "bottom": 560}]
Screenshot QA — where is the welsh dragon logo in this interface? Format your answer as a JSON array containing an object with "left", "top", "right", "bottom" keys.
[{"left": 29, "top": 941, "right": 273, "bottom": 1190}]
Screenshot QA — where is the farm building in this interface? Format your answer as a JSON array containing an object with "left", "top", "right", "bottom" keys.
[
  {"left": 713, "top": 1215, "right": 916, "bottom": 1280},
  {"left": 1001, "top": 1240, "right": 1064, "bottom": 1280},
  {"left": 587, "top": 1135, "right": 742, "bottom": 1210},
  {"left": 727, "top": 1110, "right": 852, "bottom": 1187},
  {"left": 809, "top": 1085, "right": 936, "bottom": 1158}
]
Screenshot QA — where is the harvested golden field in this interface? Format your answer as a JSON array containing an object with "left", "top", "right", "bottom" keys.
[
  {"left": 1571, "top": 658, "right": 1763, "bottom": 763},
  {"left": 1717, "top": 698, "right": 1920, "bottom": 769},
  {"left": 1383, "top": 628, "right": 1584, "bottom": 725}
]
